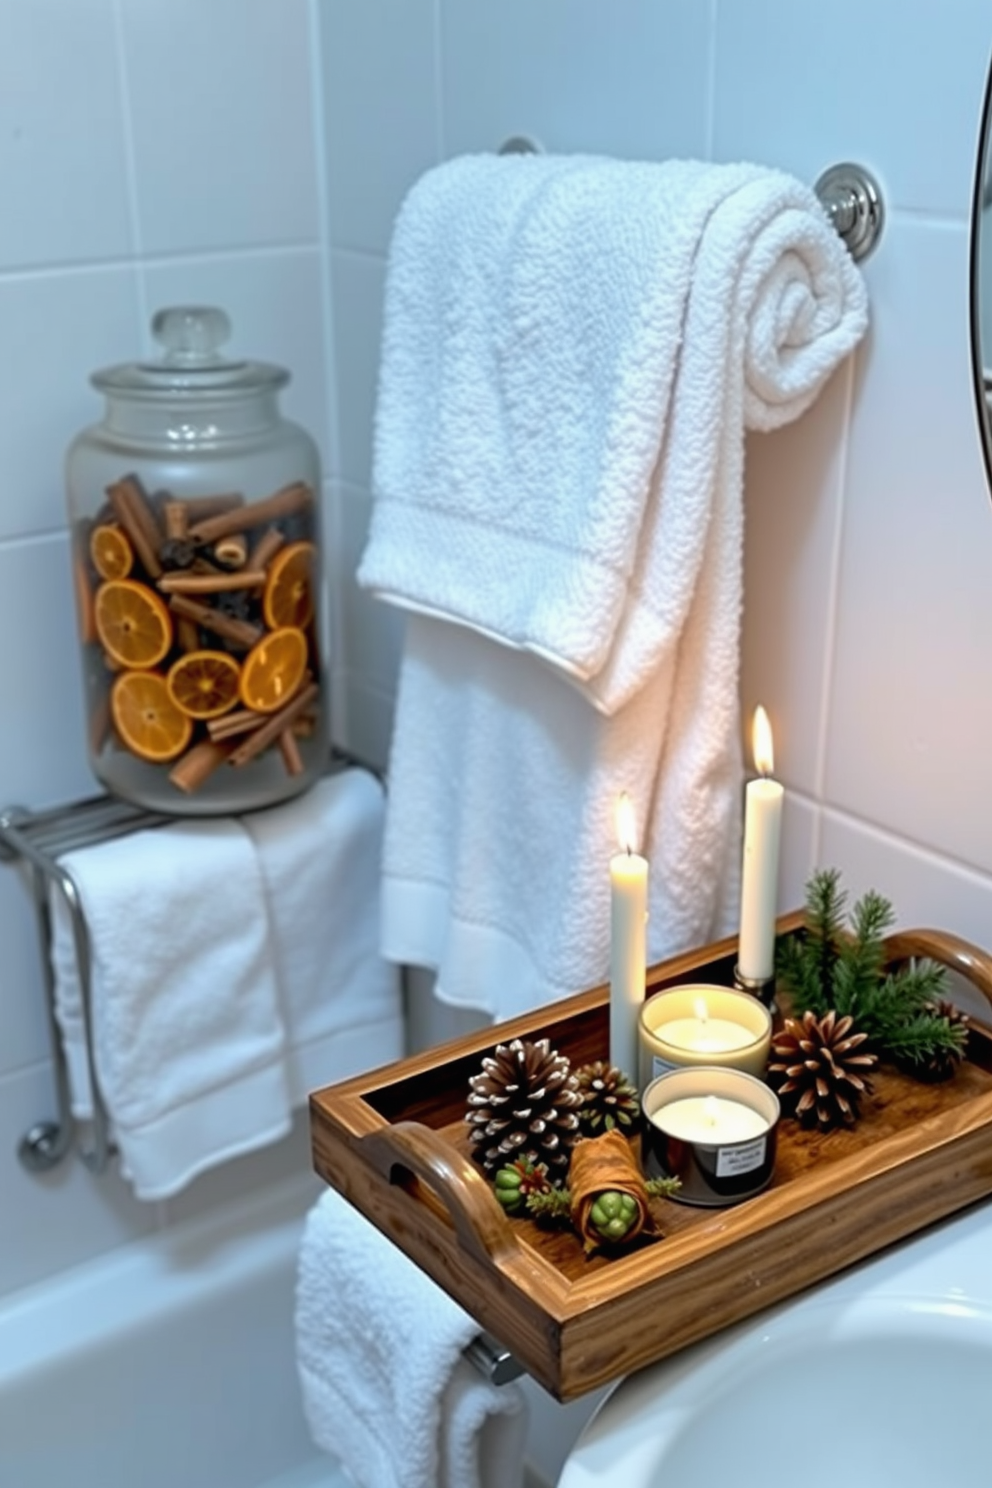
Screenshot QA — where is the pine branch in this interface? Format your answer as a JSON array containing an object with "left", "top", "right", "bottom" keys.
[
  {"left": 773, "top": 869, "right": 957, "bottom": 1079},
  {"left": 830, "top": 889, "right": 895, "bottom": 1020},
  {"left": 807, "top": 867, "right": 846, "bottom": 1001},
  {"left": 883, "top": 1012, "right": 968, "bottom": 1069}
]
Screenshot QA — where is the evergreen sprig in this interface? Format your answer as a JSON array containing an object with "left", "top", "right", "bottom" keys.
[{"left": 776, "top": 869, "right": 966, "bottom": 1074}]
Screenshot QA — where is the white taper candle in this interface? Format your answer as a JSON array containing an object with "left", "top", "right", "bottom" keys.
[{"left": 610, "top": 793, "right": 648, "bottom": 1082}]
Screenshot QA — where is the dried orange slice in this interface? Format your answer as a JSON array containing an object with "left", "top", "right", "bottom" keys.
[
  {"left": 94, "top": 579, "right": 173, "bottom": 669},
  {"left": 89, "top": 523, "right": 134, "bottom": 581},
  {"left": 166, "top": 650, "right": 241, "bottom": 719},
  {"left": 238, "top": 626, "right": 307, "bottom": 713},
  {"left": 111, "top": 671, "right": 193, "bottom": 762},
  {"left": 262, "top": 540, "right": 316, "bottom": 630}
]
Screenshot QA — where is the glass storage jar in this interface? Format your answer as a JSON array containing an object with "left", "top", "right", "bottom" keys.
[{"left": 66, "top": 305, "right": 329, "bottom": 814}]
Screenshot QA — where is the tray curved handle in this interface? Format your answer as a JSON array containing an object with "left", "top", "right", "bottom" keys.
[
  {"left": 360, "top": 1120, "right": 521, "bottom": 1268},
  {"left": 883, "top": 927, "right": 992, "bottom": 1013}
]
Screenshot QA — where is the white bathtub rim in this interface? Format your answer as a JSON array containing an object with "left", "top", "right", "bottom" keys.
[{"left": 0, "top": 1168, "right": 318, "bottom": 1391}]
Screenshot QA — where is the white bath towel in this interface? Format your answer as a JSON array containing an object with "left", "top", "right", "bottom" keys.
[
  {"left": 360, "top": 152, "right": 867, "bottom": 1018},
  {"left": 50, "top": 819, "right": 292, "bottom": 1200},
  {"left": 358, "top": 152, "right": 868, "bottom": 716},
  {"left": 50, "top": 767, "right": 405, "bottom": 1199},
  {"left": 295, "top": 1187, "right": 529, "bottom": 1488},
  {"left": 242, "top": 769, "right": 405, "bottom": 1103}
]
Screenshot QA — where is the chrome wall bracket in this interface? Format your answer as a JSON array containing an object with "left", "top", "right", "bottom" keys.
[{"left": 813, "top": 162, "right": 885, "bottom": 263}]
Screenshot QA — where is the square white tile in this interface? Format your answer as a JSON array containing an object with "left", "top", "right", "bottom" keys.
[
  {"left": 0, "top": 535, "right": 96, "bottom": 812},
  {"left": 0, "top": 0, "right": 132, "bottom": 270},
  {"left": 823, "top": 218, "right": 992, "bottom": 874},
  {"left": 317, "top": 0, "right": 439, "bottom": 255},
  {"left": 120, "top": 0, "right": 320, "bottom": 254},
  {"left": 337, "top": 484, "right": 406, "bottom": 695},
  {"left": 819, "top": 808, "right": 992, "bottom": 1022},
  {"left": 0, "top": 267, "right": 142, "bottom": 541},
  {"left": 712, "top": 0, "right": 991, "bottom": 218},
  {"left": 741, "top": 361, "right": 853, "bottom": 797},
  {"left": 329, "top": 249, "right": 387, "bottom": 489},
  {"left": 439, "top": 0, "right": 712, "bottom": 160},
  {"left": 0, "top": 868, "right": 52, "bottom": 1078}
]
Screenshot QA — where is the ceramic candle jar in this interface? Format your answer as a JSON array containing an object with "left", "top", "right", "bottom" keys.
[
  {"left": 638, "top": 984, "right": 772, "bottom": 1089},
  {"left": 641, "top": 1066, "right": 781, "bottom": 1207}
]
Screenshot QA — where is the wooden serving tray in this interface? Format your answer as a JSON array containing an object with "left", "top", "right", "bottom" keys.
[{"left": 309, "top": 913, "right": 992, "bottom": 1402}]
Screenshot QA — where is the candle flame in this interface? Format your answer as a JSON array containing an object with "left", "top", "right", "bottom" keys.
[
  {"left": 703, "top": 1095, "right": 720, "bottom": 1128},
  {"left": 693, "top": 997, "right": 709, "bottom": 1025},
  {"left": 615, "top": 792, "right": 637, "bottom": 854},
  {"left": 752, "top": 705, "right": 775, "bottom": 777}
]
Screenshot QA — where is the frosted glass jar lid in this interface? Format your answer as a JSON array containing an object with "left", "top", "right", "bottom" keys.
[{"left": 91, "top": 305, "right": 289, "bottom": 398}]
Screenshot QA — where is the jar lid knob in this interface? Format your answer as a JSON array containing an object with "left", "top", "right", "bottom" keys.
[{"left": 151, "top": 306, "right": 232, "bottom": 367}]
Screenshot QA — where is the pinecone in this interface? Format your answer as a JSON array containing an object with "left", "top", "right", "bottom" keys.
[
  {"left": 573, "top": 1061, "right": 642, "bottom": 1134},
  {"left": 465, "top": 1037, "right": 583, "bottom": 1177},
  {"left": 767, "top": 1008, "right": 878, "bottom": 1132}
]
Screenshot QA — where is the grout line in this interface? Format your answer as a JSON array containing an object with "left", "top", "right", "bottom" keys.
[
  {"left": 305, "top": 0, "right": 343, "bottom": 477},
  {"left": 704, "top": 0, "right": 718, "bottom": 160},
  {"left": 0, "top": 242, "right": 324, "bottom": 287},
  {"left": 110, "top": 0, "right": 148, "bottom": 335},
  {"left": 809, "top": 353, "right": 856, "bottom": 862},
  {"left": 432, "top": 0, "right": 445, "bottom": 161}
]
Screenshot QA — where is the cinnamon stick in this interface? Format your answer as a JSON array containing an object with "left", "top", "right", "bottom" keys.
[
  {"left": 247, "top": 525, "right": 285, "bottom": 571},
  {"left": 278, "top": 728, "right": 304, "bottom": 776},
  {"left": 168, "top": 738, "right": 233, "bottom": 795},
  {"left": 213, "top": 533, "right": 248, "bottom": 569},
  {"left": 176, "top": 618, "right": 201, "bottom": 652},
  {"left": 72, "top": 519, "right": 97, "bottom": 644},
  {"left": 188, "top": 481, "right": 313, "bottom": 546},
  {"left": 163, "top": 500, "right": 189, "bottom": 540},
  {"left": 228, "top": 681, "right": 320, "bottom": 766},
  {"left": 207, "top": 708, "right": 267, "bottom": 741},
  {"left": 182, "top": 493, "right": 244, "bottom": 520},
  {"left": 157, "top": 569, "right": 267, "bottom": 595},
  {"left": 106, "top": 475, "right": 164, "bottom": 579},
  {"left": 167, "top": 593, "right": 262, "bottom": 649}
]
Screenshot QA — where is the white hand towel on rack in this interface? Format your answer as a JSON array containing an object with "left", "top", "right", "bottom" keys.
[
  {"left": 358, "top": 152, "right": 868, "bottom": 715},
  {"left": 241, "top": 768, "right": 405, "bottom": 1103},
  {"left": 357, "top": 151, "right": 868, "bottom": 1019},
  {"left": 50, "top": 818, "right": 291, "bottom": 1201},
  {"left": 295, "top": 1187, "right": 529, "bottom": 1488}
]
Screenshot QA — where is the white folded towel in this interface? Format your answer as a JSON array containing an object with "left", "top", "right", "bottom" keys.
[
  {"left": 242, "top": 770, "right": 405, "bottom": 1103},
  {"left": 50, "top": 767, "right": 405, "bottom": 1199},
  {"left": 295, "top": 1187, "right": 529, "bottom": 1488},
  {"left": 358, "top": 152, "right": 868, "bottom": 716},
  {"left": 50, "top": 819, "right": 292, "bottom": 1200},
  {"left": 359, "top": 152, "right": 867, "bottom": 1018}
]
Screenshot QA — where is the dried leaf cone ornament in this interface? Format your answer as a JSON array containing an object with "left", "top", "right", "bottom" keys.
[
  {"left": 768, "top": 1008, "right": 878, "bottom": 1132},
  {"left": 465, "top": 1037, "right": 583, "bottom": 1177}
]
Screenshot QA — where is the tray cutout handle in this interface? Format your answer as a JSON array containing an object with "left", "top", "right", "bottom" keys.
[
  {"left": 884, "top": 928, "right": 992, "bottom": 1013},
  {"left": 361, "top": 1120, "right": 521, "bottom": 1267}
]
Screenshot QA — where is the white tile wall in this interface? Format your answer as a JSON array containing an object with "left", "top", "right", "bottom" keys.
[{"left": 0, "top": 0, "right": 334, "bottom": 1300}]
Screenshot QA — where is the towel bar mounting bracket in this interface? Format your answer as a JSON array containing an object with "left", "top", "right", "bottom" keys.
[
  {"left": 0, "top": 746, "right": 377, "bottom": 1177},
  {"left": 813, "top": 162, "right": 884, "bottom": 263}
]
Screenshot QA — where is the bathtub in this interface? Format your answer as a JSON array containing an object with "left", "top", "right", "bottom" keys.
[{"left": 0, "top": 1173, "right": 352, "bottom": 1488}]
